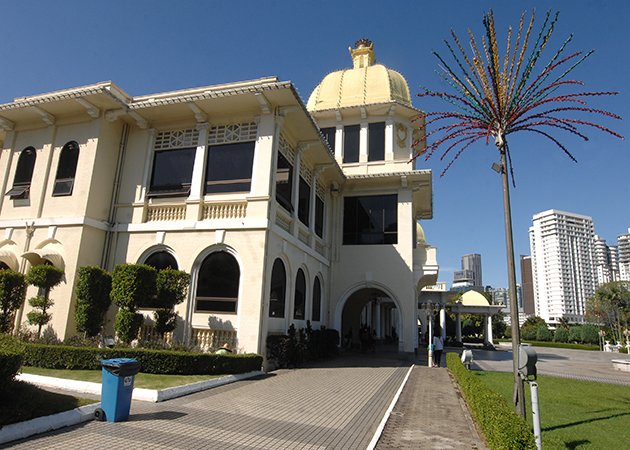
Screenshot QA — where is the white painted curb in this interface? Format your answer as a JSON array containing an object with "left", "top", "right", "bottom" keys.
[
  {"left": 0, "top": 403, "right": 100, "bottom": 445},
  {"left": 17, "top": 370, "right": 265, "bottom": 402}
]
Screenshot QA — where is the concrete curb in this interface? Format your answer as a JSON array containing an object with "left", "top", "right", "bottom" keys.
[
  {"left": 0, "top": 403, "right": 100, "bottom": 445},
  {"left": 17, "top": 370, "right": 265, "bottom": 402},
  {"left": 2, "top": 371, "right": 265, "bottom": 445}
]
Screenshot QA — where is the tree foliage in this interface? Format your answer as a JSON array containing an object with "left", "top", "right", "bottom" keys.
[
  {"left": 0, "top": 270, "right": 27, "bottom": 333},
  {"left": 111, "top": 264, "right": 156, "bottom": 344},
  {"left": 586, "top": 281, "right": 630, "bottom": 344},
  {"left": 25, "top": 265, "right": 64, "bottom": 338},
  {"left": 153, "top": 268, "right": 190, "bottom": 336},
  {"left": 74, "top": 266, "right": 112, "bottom": 337}
]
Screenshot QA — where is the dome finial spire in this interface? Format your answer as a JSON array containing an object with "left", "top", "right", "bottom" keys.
[{"left": 349, "top": 38, "right": 375, "bottom": 69}]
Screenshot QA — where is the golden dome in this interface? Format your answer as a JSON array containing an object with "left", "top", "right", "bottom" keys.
[
  {"left": 307, "top": 39, "right": 412, "bottom": 112},
  {"left": 416, "top": 222, "right": 426, "bottom": 245}
]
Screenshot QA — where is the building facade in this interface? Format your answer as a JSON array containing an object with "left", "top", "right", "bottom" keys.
[
  {"left": 462, "top": 253, "right": 482, "bottom": 288},
  {"left": 618, "top": 229, "right": 630, "bottom": 281},
  {"left": 529, "top": 210, "right": 596, "bottom": 325},
  {"left": 593, "top": 235, "right": 619, "bottom": 284},
  {"left": 0, "top": 40, "right": 438, "bottom": 358}
]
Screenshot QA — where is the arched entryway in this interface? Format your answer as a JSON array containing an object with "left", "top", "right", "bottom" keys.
[{"left": 338, "top": 286, "right": 402, "bottom": 352}]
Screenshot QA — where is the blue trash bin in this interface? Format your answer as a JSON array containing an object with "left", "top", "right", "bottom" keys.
[{"left": 96, "top": 358, "right": 141, "bottom": 422}]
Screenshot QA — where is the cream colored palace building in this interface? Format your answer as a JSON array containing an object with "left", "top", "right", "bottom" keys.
[{"left": 0, "top": 40, "right": 439, "bottom": 357}]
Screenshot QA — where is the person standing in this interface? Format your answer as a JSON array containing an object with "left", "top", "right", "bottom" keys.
[{"left": 433, "top": 331, "right": 444, "bottom": 367}]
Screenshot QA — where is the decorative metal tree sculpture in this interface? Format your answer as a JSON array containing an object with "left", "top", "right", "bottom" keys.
[{"left": 416, "top": 10, "right": 623, "bottom": 416}]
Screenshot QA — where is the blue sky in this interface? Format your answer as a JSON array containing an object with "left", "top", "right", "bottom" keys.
[{"left": 1, "top": 0, "right": 628, "bottom": 288}]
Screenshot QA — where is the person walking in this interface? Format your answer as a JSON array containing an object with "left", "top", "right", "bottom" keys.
[{"left": 432, "top": 330, "right": 444, "bottom": 368}]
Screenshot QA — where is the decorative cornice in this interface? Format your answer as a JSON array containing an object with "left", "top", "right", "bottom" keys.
[
  {"left": 0, "top": 116, "right": 14, "bottom": 131},
  {"left": 31, "top": 106, "right": 55, "bottom": 125},
  {"left": 187, "top": 102, "right": 207, "bottom": 123},
  {"left": 255, "top": 92, "right": 271, "bottom": 115}
]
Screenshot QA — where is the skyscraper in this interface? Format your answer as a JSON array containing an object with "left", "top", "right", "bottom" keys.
[
  {"left": 618, "top": 229, "right": 630, "bottom": 282},
  {"left": 593, "top": 235, "right": 619, "bottom": 284},
  {"left": 461, "top": 253, "right": 482, "bottom": 288},
  {"left": 529, "top": 210, "right": 596, "bottom": 325}
]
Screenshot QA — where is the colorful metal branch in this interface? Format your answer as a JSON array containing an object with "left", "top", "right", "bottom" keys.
[{"left": 415, "top": 10, "right": 623, "bottom": 178}]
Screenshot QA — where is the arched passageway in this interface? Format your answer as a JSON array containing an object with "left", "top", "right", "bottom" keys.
[{"left": 341, "top": 287, "right": 400, "bottom": 352}]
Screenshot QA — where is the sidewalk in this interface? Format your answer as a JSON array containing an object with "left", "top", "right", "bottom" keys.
[{"left": 375, "top": 364, "right": 487, "bottom": 449}]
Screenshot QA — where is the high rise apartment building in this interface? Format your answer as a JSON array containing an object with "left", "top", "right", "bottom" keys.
[
  {"left": 529, "top": 210, "right": 596, "bottom": 325},
  {"left": 619, "top": 229, "right": 630, "bottom": 281},
  {"left": 593, "top": 235, "right": 619, "bottom": 284},
  {"left": 461, "top": 253, "right": 482, "bottom": 287}
]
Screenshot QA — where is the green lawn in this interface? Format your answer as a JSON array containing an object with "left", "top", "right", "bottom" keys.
[
  {"left": 21, "top": 366, "right": 221, "bottom": 390},
  {"left": 473, "top": 371, "right": 630, "bottom": 449},
  {"left": 0, "top": 381, "right": 96, "bottom": 426}
]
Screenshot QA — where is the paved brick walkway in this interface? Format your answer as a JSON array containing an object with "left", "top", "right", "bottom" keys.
[
  {"left": 5, "top": 354, "right": 410, "bottom": 450},
  {"left": 375, "top": 365, "right": 487, "bottom": 450}
]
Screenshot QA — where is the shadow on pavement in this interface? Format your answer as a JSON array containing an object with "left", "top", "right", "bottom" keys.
[{"left": 129, "top": 411, "right": 188, "bottom": 421}]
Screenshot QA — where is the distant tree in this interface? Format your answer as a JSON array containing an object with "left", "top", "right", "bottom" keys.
[
  {"left": 581, "top": 324, "right": 600, "bottom": 345},
  {"left": 521, "top": 316, "right": 547, "bottom": 341},
  {"left": 568, "top": 326, "right": 582, "bottom": 343},
  {"left": 556, "top": 317, "right": 571, "bottom": 330},
  {"left": 0, "top": 270, "right": 27, "bottom": 333},
  {"left": 553, "top": 327, "right": 569, "bottom": 343},
  {"left": 536, "top": 325, "right": 552, "bottom": 342},
  {"left": 25, "top": 265, "right": 64, "bottom": 338},
  {"left": 586, "top": 281, "right": 630, "bottom": 344},
  {"left": 461, "top": 314, "right": 483, "bottom": 337},
  {"left": 492, "top": 314, "right": 507, "bottom": 338}
]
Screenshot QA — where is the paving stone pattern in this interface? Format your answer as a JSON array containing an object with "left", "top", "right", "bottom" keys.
[
  {"left": 375, "top": 366, "right": 487, "bottom": 450},
  {"left": 5, "top": 356, "right": 410, "bottom": 450}
]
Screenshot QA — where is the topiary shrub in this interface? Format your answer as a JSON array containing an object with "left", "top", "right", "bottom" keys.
[
  {"left": 111, "top": 264, "right": 156, "bottom": 344},
  {"left": 581, "top": 324, "right": 599, "bottom": 345},
  {"left": 74, "top": 266, "right": 112, "bottom": 337},
  {"left": 568, "top": 326, "right": 582, "bottom": 343},
  {"left": 0, "top": 270, "right": 27, "bottom": 333},
  {"left": 154, "top": 268, "right": 190, "bottom": 336},
  {"left": 25, "top": 265, "right": 64, "bottom": 338},
  {"left": 447, "top": 352, "right": 535, "bottom": 449}
]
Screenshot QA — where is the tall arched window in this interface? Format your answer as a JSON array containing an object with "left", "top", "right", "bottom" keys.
[
  {"left": 144, "top": 251, "right": 178, "bottom": 270},
  {"left": 53, "top": 141, "right": 79, "bottom": 196},
  {"left": 6, "top": 147, "right": 36, "bottom": 199},
  {"left": 312, "top": 277, "right": 321, "bottom": 322},
  {"left": 294, "top": 269, "right": 306, "bottom": 320},
  {"left": 195, "top": 251, "right": 239, "bottom": 313},
  {"left": 269, "top": 259, "right": 286, "bottom": 318}
]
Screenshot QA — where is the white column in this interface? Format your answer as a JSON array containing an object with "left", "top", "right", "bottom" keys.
[
  {"left": 309, "top": 171, "right": 318, "bottom": 234},
  {"left": 335, "top": 126, "right": 343, "bottom": 165},
  {"left": 487, "top": 314, "right": 494, "bottom": 345},
  {"left": 385, "top": 118, "right": 395, "bottom": 160},
  {"left": 250, "top": 114, "right": 278, "bottom": 197},
  {"left": 439, "top": 307, "right": 446, "bottom": 341},
  {"left": 188, "top": 123, "right": 209, "bottom": 201},
  {"left": 138, "top": 128, "right": 157, "bottom": 202},
  {"left": 291, "top": 148, "right": 302, "bottom": 235},
  {"left": 359, "top": 122, "right": 368, "bottom": 163}
]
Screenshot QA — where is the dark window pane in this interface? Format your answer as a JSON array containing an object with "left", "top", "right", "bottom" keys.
[
  {"left": 298, "top": 176, "right": 310, "bottom": 226},
  {"left": 55, "top": 141, "right": 79, "bottom": 180},
  {"left": 343, "top": 125, "right": 360, "bottom": 163},
  {"left": 14, "top": 147, "right": 36, "bottom": 185},
  {"left": 205, "top": 141, "right": 255, "bottom": 194},
  {"left": 145, "top": 251, "right": 178, "bottom": 270},
  {"left": 276, "top": 152, "right": 293, "bottom": 212},
  {"left": 343, "top": 195, "right": 397, "bottom": 245},
  {"left": 294, "top": 269, "right": 306, "bottom": 320},
  {"left": 149, "top": 147, "right": 195, "bottom": 196},
  {"left": 312, "top": 277, "right": 321, "bottom": 322},
  {"left": 269, "top": 259, "right": 286, "bottom": 318},
  {"left": 320, "top": 127, "right": 336, "bottom": 152},
  {"left": 368, "top": 122, "right": 385, "bottom": 161},
  {"left": 195, "top": 251, "right": 239, "bottom": 313},
  {"left": 315, "top": 195, "right": 324, "bottom": 238}
]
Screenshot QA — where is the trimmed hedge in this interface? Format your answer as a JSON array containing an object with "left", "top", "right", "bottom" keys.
[
  {"left": 447, "top": 352, "right": 535, "bottom": 450},
  {"left": 0, "top": 334, "right": 26, "bottom": 392},
  {"left": 22, "top": 343, "right": 262, "bottom": 375}
]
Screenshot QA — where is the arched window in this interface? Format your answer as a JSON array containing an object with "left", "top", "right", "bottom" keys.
[
  {"left": 195, "top": 251, "right": 239, "bottom": 313},
  {"left": 144, "top": 251, "right": 178, "bottom": 271},
  {"left": 312, "top": 277, "right": 321, "bottom": 322},
  {"left": 294, "top": 269, "right": 306, "bottom": 320},
  {"left": 53, "top": 141, "right": 79, "bottom": 196},
  {"left": 6, "top": 147, "right": 36, "bottom": 199},
  {"left": 269, "top": 259, "right": 286, "bottom": 318}
]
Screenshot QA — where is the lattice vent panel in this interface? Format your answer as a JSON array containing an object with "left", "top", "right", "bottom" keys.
[
  {"left": 278, "top": 134, "right": 295, "bottom": 161},
  {"left": 208, "top": 122, "right": 258, "bottom": 145},
  {"left": 154, "top": 129, "right": 199, "bottom": 150}
]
